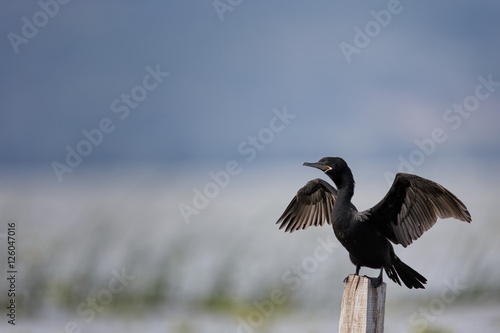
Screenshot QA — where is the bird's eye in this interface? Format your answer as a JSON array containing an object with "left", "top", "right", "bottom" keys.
[{"left": 322, "top": 162, "right": 326, "bottom": 166}]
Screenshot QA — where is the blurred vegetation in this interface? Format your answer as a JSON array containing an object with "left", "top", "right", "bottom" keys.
[
  {"left": 1, "top": 176, "right": 499, "bottom": 330},
  {"left": 412, "top": 326, "right": 453, "bottom": 333},
  {"left": 3, "top": 226, "right": 500, "bottom": 319}
]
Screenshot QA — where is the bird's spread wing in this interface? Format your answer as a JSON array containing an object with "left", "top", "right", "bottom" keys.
[
  {"left": 365, "top": 173, "right": 471, "bottom": 247},
  {"left": 276, "top": 178, "right": 356, "bottom": 233}
]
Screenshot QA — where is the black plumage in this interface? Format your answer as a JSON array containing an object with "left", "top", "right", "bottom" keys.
[{"left": 276, "top": 157, "right": 471, "bottom": 289}]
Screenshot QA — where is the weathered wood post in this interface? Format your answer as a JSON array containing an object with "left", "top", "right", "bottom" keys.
[{"left": 339, "top": 275, "right": 386, "bottom": 333}]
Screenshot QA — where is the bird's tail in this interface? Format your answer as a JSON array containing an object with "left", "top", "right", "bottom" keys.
[{"left": 386, "top": 257, "right": 427, "bottom": 289}]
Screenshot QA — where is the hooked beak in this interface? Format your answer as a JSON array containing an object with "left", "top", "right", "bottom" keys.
[{"left": 303, "top": 162, "right": 331, "bottom": 172}]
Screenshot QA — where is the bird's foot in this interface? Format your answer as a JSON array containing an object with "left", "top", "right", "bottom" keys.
[
  {"left": 343, "top": 273, "right": 359, "bottom": 283},
  {"left": 363, "top": 274, "right": 383, "bottom": 288}
]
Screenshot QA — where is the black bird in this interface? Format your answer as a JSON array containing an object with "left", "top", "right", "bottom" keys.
[{"left": 276, "top": 157, "right": 471, "bottom": 289}]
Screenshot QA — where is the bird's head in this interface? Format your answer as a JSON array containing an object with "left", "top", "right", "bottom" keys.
[
  {"left": 303, "top": 157, "right": 354, "bottom": 188},
  {"left": 303, "top": 157, "right": 348, "bottom": 173}
]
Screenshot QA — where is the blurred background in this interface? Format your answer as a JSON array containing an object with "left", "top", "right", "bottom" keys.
[{"left": 1, "top": 1, "right": 499, "bottom": 332}]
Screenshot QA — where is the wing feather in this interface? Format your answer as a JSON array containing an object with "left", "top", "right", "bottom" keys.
[
  {"left": 366, "top": 173, "right": 471, "bottom": 247},
  {"left": 276, "top": 178, "right": 349, "bottom": 233}
]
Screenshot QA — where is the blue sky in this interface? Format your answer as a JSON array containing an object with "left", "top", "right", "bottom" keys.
[{"left": 1, "top": 1, "right": 499, "bottom": 178}]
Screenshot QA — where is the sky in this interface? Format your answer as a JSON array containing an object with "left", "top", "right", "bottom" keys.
[{"left": 1, "top": 1, "right": 499, "bottom": 181}]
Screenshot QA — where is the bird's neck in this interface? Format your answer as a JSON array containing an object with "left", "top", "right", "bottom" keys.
[
  {"left": 336, "top": 182, "right": 354, "bottom": 208},
  {"left": 328, "top": 172, "right": 355, "bottom": 205},
  {"left": 329, "top": 172, "right": 356, "bottom": 231}
]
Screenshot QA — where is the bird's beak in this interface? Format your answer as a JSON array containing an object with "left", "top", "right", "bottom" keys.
[{"left": 303, "top": 162, "right": 331, "bottom": 172}]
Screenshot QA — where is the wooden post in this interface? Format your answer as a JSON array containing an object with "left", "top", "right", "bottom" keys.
[{"left": 339, "top": 275, "right": 386, "bottom": 333}]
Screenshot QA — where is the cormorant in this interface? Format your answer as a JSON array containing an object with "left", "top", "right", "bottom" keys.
[{"left": 276, "top": 157, "right": 471, "bottom": 289}]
